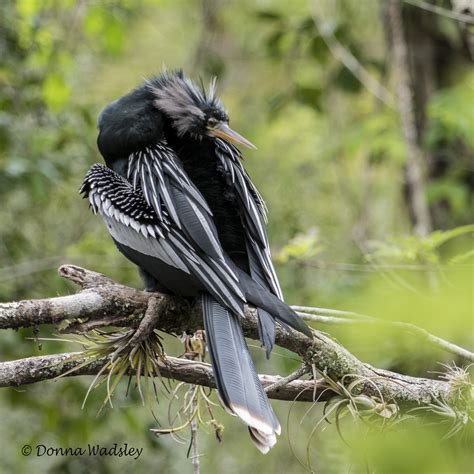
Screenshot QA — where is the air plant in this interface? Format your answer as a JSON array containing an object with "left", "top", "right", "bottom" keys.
[
  {"left": 47, "top": 325, "right": 225, "bottom": 452},
  {"left": 50, "top": 327, "right": 167, "bottom": 413},
  {"left": 411, "top": 362, "right": 473, "bottom": 438},
  {"left": 151, "top": 331, "right": 224, "bottom": 447},
  {"left": 285, "top": 369, "right": 401, "bottom": 472}
]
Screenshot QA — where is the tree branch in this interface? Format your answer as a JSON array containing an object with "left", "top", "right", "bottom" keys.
[
  {"left": 0, "top": 265, "right": 470, "bottom": 410},
  {"left": 0, "top": 352, "right": 329, "bottom": 403}
]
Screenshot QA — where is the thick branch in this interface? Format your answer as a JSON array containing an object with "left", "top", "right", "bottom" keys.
[
  {"left": 0, "top": 265, "right": 468, "bottom": 408},
  {"left": 0, "top": 265, "right": 197, "bottom": 334}
]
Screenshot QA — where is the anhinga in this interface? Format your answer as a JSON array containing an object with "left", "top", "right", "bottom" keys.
[{"left": 80, "top": 70, "right": 311, "bottom": 453}]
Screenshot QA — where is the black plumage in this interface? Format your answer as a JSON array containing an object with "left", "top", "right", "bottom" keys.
[{"left": 81, "top": 70, "right": 311, "bottom": 453}]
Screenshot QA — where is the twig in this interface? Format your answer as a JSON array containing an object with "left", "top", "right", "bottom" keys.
[
  {"left": 295, "top": 308, "right": 474, "bottom": 362},
  {"left": 264, "top": 364, "right": 309, "bottom": 393},
  {"left": 291, "top": 260, "right": 474, "bottom": 272},
  {"left": 309, "top": 2, "right": 395, "bottom": 108},
  {"left": 403, "top": 0, "right": 474, "bottom": 25},
  {"left": 296, "top": 312, "right": 370, "bottom": 325},
  {"left": 292, "top": 305, "right": 373, "bottom": 320}
]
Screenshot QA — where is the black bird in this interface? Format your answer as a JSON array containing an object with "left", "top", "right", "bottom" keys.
[{"left": 80, "top": 70, "right": 311, "bottom": 453}]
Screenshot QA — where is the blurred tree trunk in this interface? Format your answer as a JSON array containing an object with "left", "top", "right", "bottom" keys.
[
  {"left": 385, "top": 0, "right": 474, "bottom": 231},
  {"left": 386, "top": 0, "right": 432, "bottom": 237}
]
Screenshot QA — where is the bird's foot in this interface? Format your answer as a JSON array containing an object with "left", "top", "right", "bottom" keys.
[
  {"left": 181, "top": 330, "right": 206, "bottom": 362},
  {"left": 111, "top": 296, "right": 165, "bottom": 363}
]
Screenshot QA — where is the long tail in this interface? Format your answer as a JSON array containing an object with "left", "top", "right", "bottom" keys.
[{"left": 202, "top": 294, "right": 281, "bottom": 453}]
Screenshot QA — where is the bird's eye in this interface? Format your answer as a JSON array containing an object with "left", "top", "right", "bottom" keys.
[{"left": 207, "top": 117, "right": 218, "bottom": 128}]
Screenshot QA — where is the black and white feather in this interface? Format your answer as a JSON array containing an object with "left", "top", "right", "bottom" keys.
[
  {"left": 127, "top": 141, "right": 225, "bottom": 261},
  {"left": 214, "top": 138, "right": 283, "bottom": 301},
  {"left": 80, "top": 164, "right": 245, "bottom": 315}
]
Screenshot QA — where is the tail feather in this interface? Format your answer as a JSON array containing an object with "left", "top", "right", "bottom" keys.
[
  {"left": 202, "top": 294, "right": 280, "bottom": 453},
  {"left": 236, "top": 269, "right": 312, "bottom": 338},
  {"left": 256, "top": 308, "right": 276, "bottom": 359}
]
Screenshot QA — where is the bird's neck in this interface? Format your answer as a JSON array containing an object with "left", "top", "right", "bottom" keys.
[{"left": 164, "top": 126, "right": 249, "bottom": 271}]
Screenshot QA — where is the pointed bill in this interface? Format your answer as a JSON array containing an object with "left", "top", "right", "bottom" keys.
[{"left": 209, "top": 122, "right": 257, "bottom": 149}]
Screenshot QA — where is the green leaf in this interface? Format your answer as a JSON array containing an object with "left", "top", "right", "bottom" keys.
[{"left": 276, "top": 229, "right": 325, "bottom": 264}]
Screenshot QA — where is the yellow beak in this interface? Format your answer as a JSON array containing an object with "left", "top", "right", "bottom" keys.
[{"left": 208, "top": 122, "right": 257, "bottom": 150}]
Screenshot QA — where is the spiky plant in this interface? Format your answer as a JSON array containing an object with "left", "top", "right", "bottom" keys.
[
  {"left": 52, "top": 327, "right": 166, "bottom": 412},
  {"left": 284, "top": 371, "right": 401, "bottom": 472},
  {"left": 411, "top": 363, "right": 474, "bottom": 438}
]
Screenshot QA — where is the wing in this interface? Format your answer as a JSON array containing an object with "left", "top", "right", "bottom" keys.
[
  {"left": 214, "top": 138, "right": 284, "bottom": 300},
  {"left": 80, "top": 163, "right": 245, "bottom": 315},
  {"left": 127, "top": 141, "right": 225, "bottom": 262}
]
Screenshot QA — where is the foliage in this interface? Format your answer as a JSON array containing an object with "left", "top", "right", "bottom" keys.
[
  {"left": 366, "top": 224, "right": 474, "bottom": 265},
  {"left": 0, "top": 0, "right": 473, "bottom": 473},
  {"left": 276, "top": 228, "right": 325, "bottom": 263}
]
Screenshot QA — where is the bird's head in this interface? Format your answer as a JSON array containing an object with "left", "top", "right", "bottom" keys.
[{"left": 147, "top": 70, "right": 256, "bottom": 149}]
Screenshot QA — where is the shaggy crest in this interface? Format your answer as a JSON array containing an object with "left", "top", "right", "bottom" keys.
[{"left": 147, "top": 70, "right": 225, "bottom": 137}]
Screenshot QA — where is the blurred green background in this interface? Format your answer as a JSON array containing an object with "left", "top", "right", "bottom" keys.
[{"left": 0, "top": 0, "right": 473, "bottom": 472}]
